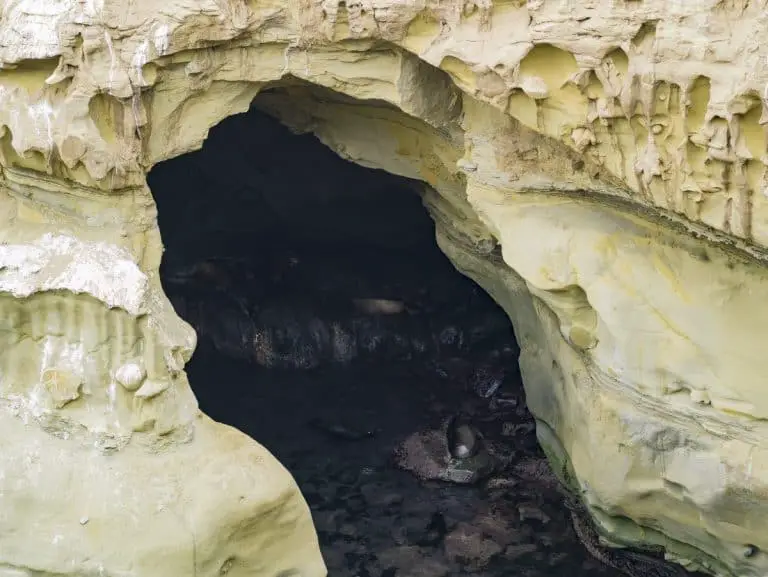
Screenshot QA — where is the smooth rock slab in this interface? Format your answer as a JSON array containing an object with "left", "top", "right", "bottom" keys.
[{"left": 0, "top": 412, "right": 325, "bottom": 577}]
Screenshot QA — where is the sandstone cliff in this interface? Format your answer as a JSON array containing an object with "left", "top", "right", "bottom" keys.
[{"left": 0, "top": 0, "right": 767, "bottom": 575}]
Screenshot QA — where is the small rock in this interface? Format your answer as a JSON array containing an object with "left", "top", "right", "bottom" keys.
[
  {"left": 483, "top": 439, "right": 516, "bottom": 466},
  {"left": 310, "top": 417, "right": 380, "bottom": 441},
  {"left": 517, "top": 503, "right": 551, "bottom": 524},
  {"left": 547, "top": 550, "right": 569, "bottom": 565},
  {"left": 503, "top": 542, "right": 538, "bottom": 559},
  {"left": 443, "top": 522, "right": 503, "bottom": 568},
  {"left": 490, "top": 393, "right": 519, "bottom": 410},
  {"left": 512, "top": 458, "right": 560, "bottom": 489},
  {"left": 485, "top": 477, "right": 519, "bottom": 491},
  {"left": 394, "top": 419, "right": 500, "bottom": 485},
  {"left": 472, "top": 511, "right": 522, "bottom": 547},
  {"left": 338, "top": 523, "right": 357, "bottom": 537},
  {"left": 443, "top": 449, "right": 497, "bottom": 485},
  {"left": 392, "top": 430, "right": 449, "bottom": 482},
  {"left": 470, "top": 364, "right": 504, "bottom": 398},
  {"left": 502, "top": 422, "right": 536, "bottom": 437}
]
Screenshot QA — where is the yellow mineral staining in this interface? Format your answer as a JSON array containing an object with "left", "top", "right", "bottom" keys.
[
  {"left": 570, "top": 126, "right": 596, "bottom": 153},
  {"left": 650, "top": 81, "right": 675, "bottom": 118},
  {"left": 476, "top": 68, "right": 508, "bottom": 99},
  {"left": 603, "top": 48, "right": 628, "bottom": 88},
  {"left": 134, "top": 378, "right": 170, "bottom": 399},
  {"left": 568, "top": 325, "right": 597, "bottom": 351},
  {"left": 6, "top": 147, "right": 51, "bottom": 175},
  {"left": 686, "top": 76, "right": 711, "bottom": 136},
  {"left": 0, "top": 58, "right": 61, "bottom": 96},
  {"left": 631, "top": 20, "right": 657, "bottom": 52},
  {"left": 88, "top": 93, "right": 123, "bottom": 147},
  {"left": 401, "top": 12, "right": 442, "bottom": 54},
  {"left": 733, "top": 96, "right": 766, "bottom": 161},
  {"left": 439, "top": 55, "right": 478, "bottom": 94},
  {"left": 140, "top": 61, "right": 159, "bottom": 86},
  {"left": 328, "top": 1, "right": 352, "bottom": 40},
  {"left": 506, "top": 89, "right": 539, "bottom": 131},
  {"left": 488, "top": 0, "right": 527, "bottom": 15},
  {"left": 585, "top": 70, "right": 607, "bottom": 101},
  {"left": 516, "top": 43, "right": 588, "bottom": 141},
  {"left": 42, "top": 367, "right": 82, "bottom": 409},
  {"left": 518, "top": 44, "right": 578, "bottom": 92}
]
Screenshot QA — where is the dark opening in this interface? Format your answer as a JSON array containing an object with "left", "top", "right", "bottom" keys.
[{"left": 147, "top": 96, "right": 629, "bottom": 576}]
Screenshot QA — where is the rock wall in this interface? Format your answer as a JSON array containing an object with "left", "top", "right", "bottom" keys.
[{"left": 2, "top": 0, "right": 768, "bottom": 575}]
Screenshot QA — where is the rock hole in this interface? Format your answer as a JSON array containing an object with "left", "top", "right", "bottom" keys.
[
  {"left": 603, "top": 47, "right": 628, "bottom": 79},
  {"left": 0, "top": 57, "right": 60, "bottom": 95},
  {"left": 88, "top": 93, "right": 123, "bottom": 145},
  {"left": 631, "top": 20, "right": 658, "bottom": 51},
  {"left": 686, "top": 76, "right": 711, "bottom": 136},
  {"left": 518, "top": 43, "right": 578, "bottom": 92},
  {"left": 732, "top": 92, "right": 765, "bottom": 161}
]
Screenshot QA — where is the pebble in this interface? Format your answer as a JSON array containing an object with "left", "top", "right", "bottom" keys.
[
  {"left": 504, "top": 543, "right": 539, "bottom": 559},
  {"left": 444, "top": 522, "right": 504, "bottom": 568},
  {"left": 473, "top": 511, "right": 522, "bottom": 547},
  {"left": 490, "top": 393, "right": 519, "bottom": 410},
  {"left": 485, "top": 476, "right": 519, "bottom": 490},
  {"left": 518, "top": 503, "right": 552, "bottom": 524},
  {"left": 339, "top": 523, "right": 358, "bottom": 537},
  {"left": 502, "top": 422, "right": 536, "bottom": 436}
]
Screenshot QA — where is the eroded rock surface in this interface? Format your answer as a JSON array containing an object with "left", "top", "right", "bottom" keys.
[{"left": 2, "top": 0, "right": 768, "bottom": 575}]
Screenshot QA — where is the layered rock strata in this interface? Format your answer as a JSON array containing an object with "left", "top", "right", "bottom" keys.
[{"left": 1, "top": 0, "right": 768, "bottom": 575}]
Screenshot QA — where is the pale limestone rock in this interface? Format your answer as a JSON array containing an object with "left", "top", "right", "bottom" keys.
[
  {"left": 0, "top": 0, "right": 767, "bottom": 576},
  {"left": 0, "top": 412, "right": 325, "bottom": 577}
]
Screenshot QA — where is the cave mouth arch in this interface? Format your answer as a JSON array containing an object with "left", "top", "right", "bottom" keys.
[{"left": 146, "top": 84, "right": 603, "bottom": 576}]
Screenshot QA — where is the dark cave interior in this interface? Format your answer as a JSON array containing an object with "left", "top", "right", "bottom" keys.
[{"left": 147, "top": 96, "right": 643, "bottom": 577}]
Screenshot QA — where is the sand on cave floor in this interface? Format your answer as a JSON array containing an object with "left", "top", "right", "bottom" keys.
[{"left": 187, "top": 348, "right": 620, "bottom": 577}]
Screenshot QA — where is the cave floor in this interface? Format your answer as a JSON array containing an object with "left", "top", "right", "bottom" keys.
[{"left": 188, "top": 349, "right": 618, "bottom": 577}]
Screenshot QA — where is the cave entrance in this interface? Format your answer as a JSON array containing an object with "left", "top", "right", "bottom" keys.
[{"left": 147, "top": 89, "right": 601, "bottom": 577}]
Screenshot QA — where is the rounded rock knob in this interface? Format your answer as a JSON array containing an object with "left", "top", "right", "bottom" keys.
[{"left": 115, "top": 362, "right": 146, "bottom": 391}]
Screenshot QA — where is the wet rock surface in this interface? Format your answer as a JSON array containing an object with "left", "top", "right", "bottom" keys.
[{"left": 171, "top": 247, "right": 706, "bottom": 577}]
